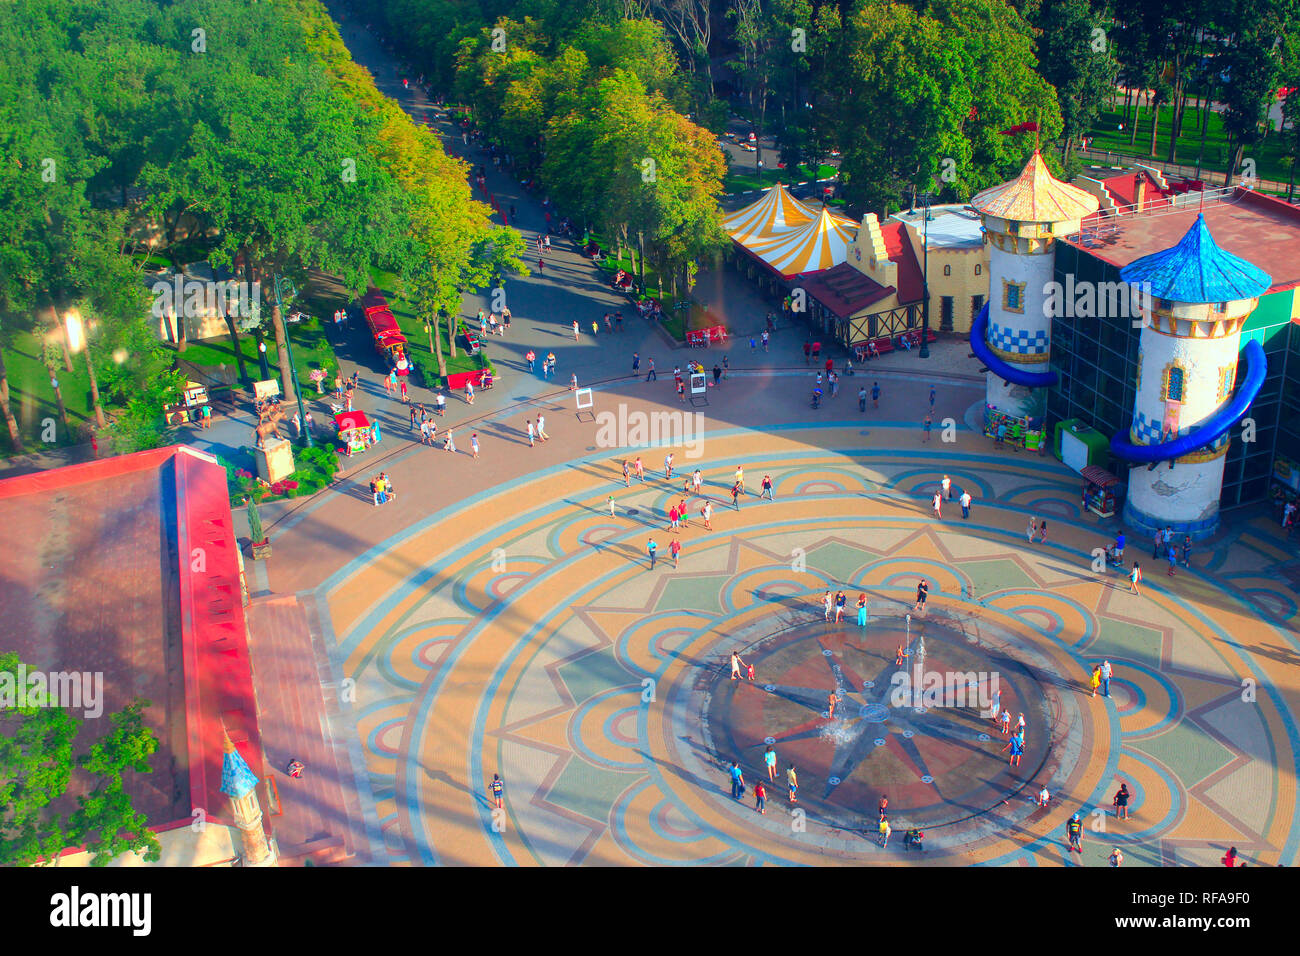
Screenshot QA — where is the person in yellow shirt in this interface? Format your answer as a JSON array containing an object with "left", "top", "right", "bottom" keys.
[{"left": 786, "top": 765, "right": 798, "bottom": 804}]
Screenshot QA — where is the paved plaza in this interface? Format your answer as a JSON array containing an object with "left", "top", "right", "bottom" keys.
[{"left": 254, "top": 376, "right": 1299, "bottom": 867}]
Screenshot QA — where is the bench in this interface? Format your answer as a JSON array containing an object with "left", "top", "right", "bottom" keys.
[{"left": 462, "top": 329, "right": 482, "bottom": 354}]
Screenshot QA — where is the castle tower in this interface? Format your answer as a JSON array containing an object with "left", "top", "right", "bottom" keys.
[
  {"left": 220, "top": 731, "right": 278, "bottom": 867},
  {"left": 970, "top": 151, "right": 1099, "bottom": 418},
  {"left": 1117, "top": 214, "right": 1271, "bottom": 540}
]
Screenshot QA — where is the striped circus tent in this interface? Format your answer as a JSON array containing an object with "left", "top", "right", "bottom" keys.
[
  {"left": 722, "top": 183, "right": 819, "bottom": 246},
  {"left": 747, "top": 207, "right": 858, "bottom": 276}
]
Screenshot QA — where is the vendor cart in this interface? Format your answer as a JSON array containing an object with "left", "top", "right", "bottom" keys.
[
  {"left": 334, "top": 410, "right": 378, "bottom": 457},
  {"left": 1080, "top": 465, "right": 1122, "bottom": 518}
]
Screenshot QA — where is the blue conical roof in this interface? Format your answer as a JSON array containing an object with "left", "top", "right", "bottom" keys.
[
  {"left": 1120, "top": 214, "right": 1270, "bottom": 303},
  {"left": 220, "top": 740, "right": 260, "bottom": 799}
]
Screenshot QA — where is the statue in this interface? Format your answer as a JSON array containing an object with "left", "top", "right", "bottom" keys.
[{"left": 253, "top": 402, "right": 285, "bottom": 448}]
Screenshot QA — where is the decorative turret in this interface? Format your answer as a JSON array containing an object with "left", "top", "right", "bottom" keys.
[
  {"left": 971, "top": 151, "right": 1100, "bottom": 418},
  {"left": 221, "top": 730, "right": 277, "bottom": 867},
  {"left": 1117, "top": 214, "right": 1272, "bottom": 540}
]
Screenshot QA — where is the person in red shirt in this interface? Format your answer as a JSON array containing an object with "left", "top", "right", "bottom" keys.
[
  {"left": 1222, "top": 846, "right": 1239, "bottom": 867},
  {"left": 668, "top": 505, "right": 680, "bottom": 533},
  {"left": 669, "top": 537, "right": 681, "bottom": 568},
  {"left": 754, "top": 780, "right": 767, "bottom": 814}
]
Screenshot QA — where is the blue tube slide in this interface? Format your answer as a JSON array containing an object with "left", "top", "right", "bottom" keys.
[
  {"left": 969, "top": 303, "right": 1058, "bottom": 388},
  {"left": 1110, "top": 338, "right": 1266, "bottom": 463}
]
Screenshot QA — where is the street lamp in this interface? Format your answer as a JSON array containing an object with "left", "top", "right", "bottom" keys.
[
  {"left": 918, "top": 192, "right": 933, "bottom": 359},
  {"left": 273, "top": 274, "right": 313, "bottom": 449}
]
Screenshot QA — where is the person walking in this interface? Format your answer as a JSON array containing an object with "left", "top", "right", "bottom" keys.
[
  {"left": 1100, "top": 660, "right": 1112, "bottom": 697},
  {"left": 729, "top": 650, "right": 745, "bottom": 680},
  {"left": 1152, "top": 526, "right": 1164, "bottom": 560},
  {"left": 1001, "top": 730, "right": 1024, "bottom": 767},
  {"left": 536, "top": 414, "right": 549, "bottom": 441},
  {"left": 834, "top": 590, "right": 846, "bottom": 622},
  {"left": 827, "top": 690, "right": 840, "bottom": 718},
  {"left": 1166, "top": 541, "right": 1177, "bottom": 577},
  {"left": 712, "top": 363, "right": 722, "bottom": 387},
  {"left": 526, "top": 348, "right": 536, "bottom": 372},
  {"left": 635, "top": 456, "right": 645, "bottom": 482},
  {"left": 932, "top": 490, "right": 943, "bottom": 520},
  {"left": 693, "top": 469, "right": 703, "bottom": 495},
  {"left": 701, "top": 500, "right": 713, "bottom": 531},
  {"left": 856, "top": 593, "right": 867, "bottom": 627},
  {"left": 1113, "top": 783, "right": 1131, "bottom": 820},
  {"left": 754, "top": 779, "right": 767, "bottom": 814},
  {"left": 646, "top": 358, "right": 656, "bottom": 381},
  {"left": 761, "top": 474, "right": 773, "bottom": 500},
  {"left": 670, "top": 537, "right": 681, "bottom": 568},
  {"left": 647, "top": 538, "right": 658, "bottom": 570},
  {"left": 570, "top": 372, "right": 578, "bottom": 391},
  {"left": 878, "top": 816, "right": 892, "bottom": 848},
  {"left": 665, "top": 453, "right": 674, "bottom": 480},
  {"left": 470, "top": 432, "right": 480, "bottom": 459},
  {"left": 436, "top": 391, "right": 446, "bottom": 416},
  {"left": 941, "top": 474, "right": 952, "bottom": 500},
  {"left": 465, "top": 380, "right": 475, "bottom": 405},
  {"left": 764, "top": 745, "right": 778, "bottom": 782},
  {"left": 871, "top": 382, "right": 880, "bottom": 408},
  {"left": 858, "top": 386, "right": 868, "bottom": 412},
  {"left": 959, "top": 489, "right": 972, "bottom": 519},
  {"left": 1038, "top": 520, "right": 1049, "bottom": 544},
  {"left": 1066, "top": 813, "right": 1083, "bottom": 854},
  {"left": 1129, "top": 561, "right": 1142, "bottom": 594},
  {"left": 786, "top": 764, "right": 798, "bottom": 804},
  {"left": 914, "top": 578, "right": 929, "bottom": 612},
  {"left": 1109, "top": 847, "right": 1124, "bottom": 867},
  {"left": 546, "top": 352, "right": 556, "bottom": 378},
  {"left": 443, "top": 428, "right": 456, "bottom": 453},
  {"left": 1089, "top": 664, "right": 1102, "bottom": 698},
  {"left": 490, "top": 773, "right": 505, "bottom": 809},
  {"left": 608, "top": 494, "right": 616, "bottom": 517},
  {"left": 632, "top": 351, "right": 640, "bottom": 372},
  {"left": 667, "top": 504, "right": 680, "bottom": 533},
  {"left": 823, "top": 590, "right": 834, "bottom": 621},
  {"left": 922, "top": 414, "right": 932, "bottom": 443},
  {"left": 572, "top": 319, "right": 580, "bottom": 342},
  {"left": 728, "top": 762, "right": 745, "bottom": 800},
  {"left": 526, "top": 419, "right": 535, "bottom": 447},
  {"left": 622, "top": 460, "right": 631, "bottom": 487},
  {"left": 1026, "top": 516, "right": 1037, "bottom": 543},
  {"left": 731, "top": 481, "right": 742, "bottom": 510},
  {"left": 929, "top": 385, "right": 936, "bottom": 409}
]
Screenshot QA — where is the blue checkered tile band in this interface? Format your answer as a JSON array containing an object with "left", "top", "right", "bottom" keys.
[
  {"left": 1131, "top": 410, "right": 1228, "bottom": 449},
  {"left": 988, "top": 322, "right": 1048, "bottom": 355}
]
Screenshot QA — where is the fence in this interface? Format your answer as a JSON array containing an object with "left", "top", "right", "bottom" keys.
[{"left": 1076, "top": 147, "right": 1293, "bottom": 198}]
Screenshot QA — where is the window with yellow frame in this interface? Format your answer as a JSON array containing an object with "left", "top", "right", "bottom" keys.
[
  {"left": 1002, "top": 279, "right": 1026, "bottom": 314},
  {"left": 1161, "top": 361, "right": 1188, "bottom": 403},
  {"left": 1219, "top": 365, "right": 1236, "bottom": 401}
]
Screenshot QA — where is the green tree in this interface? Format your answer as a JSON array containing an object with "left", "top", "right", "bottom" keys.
[{"left": 1037, "top": 0, "right": 1118, "bottom": 162}]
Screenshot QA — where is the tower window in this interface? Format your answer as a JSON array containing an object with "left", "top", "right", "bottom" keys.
[
  {"left": 975, "top": 264, "right": 982, "bottom": 276},
  {"left": 943, "top": 264, "right": 952, "bottom": 276},
  {"left": 1002, "top": 279, "right": 1026, "bottom": 314},
  {"left": 1163, "top": 363, "right": 1187, "bottom": 403}
]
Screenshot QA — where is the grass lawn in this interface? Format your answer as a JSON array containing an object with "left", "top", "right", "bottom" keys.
[
  {"left": 724, "top": 163, "right": 837, "bottom": 194},
  {"left": 1088, "top": 106, "right": 1295, "bottom": 187},
  {"left": 1, "top": 328, "right": 106, "bottom": 450},
  {"left": 367, "top": 268, "right": 491, "bottom": 386},
  {"left": 172, "top": 311, "right": 337, "bottom": 390}
]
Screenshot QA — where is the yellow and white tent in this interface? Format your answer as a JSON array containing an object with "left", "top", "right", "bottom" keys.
[
  {"left": 722, "top": 183, "right": 818, "bottom": 247},
  {"left": 747, "top": 207, "right": 858, "bottom": 276}
]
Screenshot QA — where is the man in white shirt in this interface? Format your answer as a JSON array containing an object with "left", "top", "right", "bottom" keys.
[{"left": 959, "top": 490, "right": 972, "bottom": 519}]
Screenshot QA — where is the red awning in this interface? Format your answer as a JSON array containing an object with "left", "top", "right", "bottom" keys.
[
  {"left": 1081, "top": 465, "right": 1120, "bottom": 487},
  {"left": 334, "top": 411, "right": 372, "bottom": 431}
]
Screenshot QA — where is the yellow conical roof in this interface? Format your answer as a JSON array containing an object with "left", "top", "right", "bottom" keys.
[{"left": 971, "top": 150, "right": 1099, "bottom": 223}]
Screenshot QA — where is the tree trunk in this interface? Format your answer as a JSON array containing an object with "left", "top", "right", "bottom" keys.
[
  {"left": 433, "top": 313, "right": 446, "bottom": 377},
  {"left": 447, "top": 309, "right": 458, "bottom": 360},
  {"left": 270, "top": 303, "right": 295, "bottom": 403},
  {"left": 1130, "top": 97, "right": 1141, "bottom": 146},
  {"left": 1149, "top": 101, "right": 1161, "bottom": 156},
  {"left": 84, "top": 344, "right": 106, "bottom": 429},
  {"left": 0, "top": 347, "right": 23, "bottom": 452},
  {"left": 222, "top": 311, "right": 248, "bottom": 381},
  {"left": 50, "top": 305, "right": 74, "bottom": 372}
]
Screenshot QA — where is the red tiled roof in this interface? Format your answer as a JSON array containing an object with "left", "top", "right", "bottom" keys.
[
  {"left": 800, "top": 262, "right": 895, "bottom": 318},
  {"left": 880, "top": 221, "right": 924, "bottom": 304}
]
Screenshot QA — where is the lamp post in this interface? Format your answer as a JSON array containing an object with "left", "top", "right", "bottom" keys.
[
  {"left": 256, "top": 336, "right": 270, "bottom": 380},
  {"left": 273, "top": 274, "right": 313, "bottom": 449},
  {"left": 918, "top": 191, "right": 932, "bottom": 359},
  {"left": 637, "top": 230, "right": 646, "bottom": 297}
]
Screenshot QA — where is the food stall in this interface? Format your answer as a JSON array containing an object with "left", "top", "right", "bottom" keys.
[
  {"left": 983, "top": 405, "right": 1046, "bottom": 452},
  {"left": 1080, "top": 465, "right": 1122, "bottom": 518},
  {"left": 334, "top": 410, "right": 378, "bottom": 457},
  {"left": 162, "top": 380, "right": 210, "bottom": 425}
]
